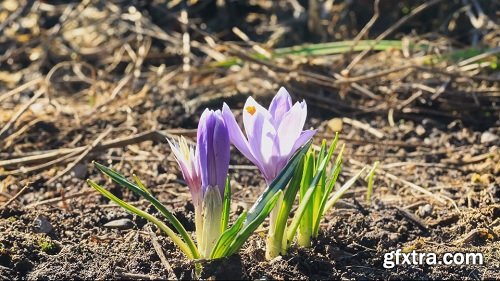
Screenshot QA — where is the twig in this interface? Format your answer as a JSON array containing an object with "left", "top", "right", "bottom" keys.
[
  {"left": 0, "top": 184, "right": 30, "bottom": 209},
  {"left": 0, "top": 77, "right": 43, "bottom": 104},
  {"left": 114, "top": 267, "right": 159, "bottom": 280},
  {"left": 25, "top": 189, "right": 96, "bottom": 208},
  {"left": 343, "top": 0, "right": 380, "bottom": 75},
  {"left": 395, "top": 206, "right": 428, "bottom": 231},
  {"left": 46, "top": 127, "right": 112, "bottom": 184},
  {"left": 344, "top": 0, "right": 444, "bottom": 72},
  {"left": 0, "top": 129, "right": 191, "bottom": 176},
  {"left": 342, "top": 117, "right": 384, "bottom": 139},
  {"left": 0, "top": 89, "right": 45, "bottom": 140},
  {"left": 146, "top": 225, "right": 177, "bottom": 280}
]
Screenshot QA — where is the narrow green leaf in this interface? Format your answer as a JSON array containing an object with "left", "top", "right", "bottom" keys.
[
  {"left": 272, "top": 157, "right": 304, "bottom": 255},
  {"left": 221, "top": 175, "right": 231, "bottom": 233},
  {"left": 93, "top": 162, "right": 200, "bottom": 259},
  {"left": 286, "top": 151, "right": 332, "bottom": 248},
  {"left": 133, "top": 174, "right": 151, "bottom": 194},
  {"left": 312, "top": 141, "right": 343, "bottom": 237},
  {"left": 298, "top": 149, "right": 315, "bottom": 246},
  {"left": 87, "top": 180, "right": 195, "bottom": 259},
  {"left": 210, "top": 211, "right": 247, "bottom": 259},
  {"left": 323, "top": 167, "right": 367, "bottom": 216},
  {"left": 365, "top": 161, "right": 379, "bottom": 203},
  {"left": 226, "top": 190, "right": 283, "bottom": 256},
  {"left": 245, "top": 140, "right": 311, "bottom": 225}
]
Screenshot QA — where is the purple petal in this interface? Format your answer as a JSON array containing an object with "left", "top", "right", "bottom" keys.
[
  {"left": 167, "top": 138, "right": 202, "bottom": 205},
  {"left": 222, "top": 103, "right": 260, "bottom": 167},
  {"left": 268, "top": 87, "right": 292, "bottom": 127},
  {"left": 245, "top": 109, "right": 277, "bottom": 183},
  {"left": 197, "top": 109, "right": 213, "bottom": 192},
  {"left": 291, "top": 129, "right": 316, "bottom": 153},
  {"left": 211, "top": 110, "right": 230, "bottom": 194},
  {"left": 276, "top": 101, "right": 307, "bottom": 158},
  {"left": 242, "top": 96, "right": 272, "bottom": 140},
  {"left": 197, "top": 109, "right": 231, "bottom": 195}
]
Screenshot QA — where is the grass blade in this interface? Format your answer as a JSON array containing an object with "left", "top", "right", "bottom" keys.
[
  {"left": 365, "top": 161, "right": 379, "bottom": 203},
  {"left": 312, "top": 142, "right": 343, "bottom": 238},
  {"left": 221, "top": 176, "right": 231, "bottom": 233},
  {"left": 93, "top": 162, "right": 200, "bottom": 259},
  {"left": 286, "top": 150, "right": 332, "bottom": 248},
  {"left": 323, "top": 167, "right": 367, "bottom": 216},
  {"left": 87, "top": 180, "right": 195, "bottom": 259}
]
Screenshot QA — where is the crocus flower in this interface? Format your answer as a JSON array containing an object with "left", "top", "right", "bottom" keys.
[
  {"left": 167, "top": 136, "right": 202, "bottom": 207},
  {"left": 222, "top": 87, "right": 315, "bottom": 184},
  {"left": 168, "top": 109, "right": 230, "bottom": 204},
  {"left": 168, "top": 108, "right": 230, "bottom": 258},
  {"left": 196, "top": 108, "right": 231, "bottom": 196}
]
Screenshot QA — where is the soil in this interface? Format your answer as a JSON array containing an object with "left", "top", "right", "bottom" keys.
[{"left": 1, "top": 0, "right": 499, "bottom": 280}]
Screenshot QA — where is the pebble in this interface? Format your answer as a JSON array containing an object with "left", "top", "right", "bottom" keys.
[
  {"left": 415, "top": 125, "right": 426, "bottom": 136},
  {"left": 480, "top": 132, "right": 498, "bottom": 144},
  {"left": 71, "top": 163, "right": 87, "bottom": 179},
  {"left": 418, "top": 204, "right": 433, "bottom": 217},
  {"left": 103, "top": 218, "right": 134, "bottom": 230},
  {"left": 33, "top": 215, "right": 53, "bottom": 234}
]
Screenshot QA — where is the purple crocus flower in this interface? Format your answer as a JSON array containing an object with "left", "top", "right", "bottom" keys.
[
  {"left": 169, "top": 109, "right": 230, "bottom": 257},
  {"left": 168, "top": 109, "right": 230, "bottom": 204},
  {"left": 196, "top": 109, "right": 231, "bottom": 196},
  {"left": 222, "top": 87, "right": 315, "bottom": 184}
]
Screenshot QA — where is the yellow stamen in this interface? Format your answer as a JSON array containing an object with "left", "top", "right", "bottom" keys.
[{"left": 246, "top": 106, "right": 256, "bottom": 116}]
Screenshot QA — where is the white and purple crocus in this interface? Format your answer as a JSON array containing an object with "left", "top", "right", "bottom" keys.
[
  {"left": 222, "top": 87, "right": 315, "bottom": 184},
  {"left": 168, "top": 109, "right": 230, "bottom": 257}
]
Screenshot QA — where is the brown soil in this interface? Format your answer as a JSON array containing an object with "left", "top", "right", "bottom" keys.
[{"left": 1, "top": 0, "right": 499, "bottom": 280}]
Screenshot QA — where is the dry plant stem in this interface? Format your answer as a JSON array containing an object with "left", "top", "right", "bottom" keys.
[
  {"left": 146, "top": 225, "right": 177, "bottom": 280},
  {"left": 395, "top": 206, "right": 428, "bottom": 231},
  {"left": 46, "top": 127, "right": 113, "bottom": 184},
  {"left": 0, "top": 130, "right": 189, "bottom": 173},
  {"left": 25, "top": 189, "right": 96, "bottom": 208},
  {"left": 344, "top": 0, "right": 380, "bottom": 75},
  {"left": 0, "top": 89, "right": 45, "bottom": 140},
  {"left": 344, "top": 0, "right": 444, "bottom": 73},
  {"left": 0, "top": 77, "right": 43, "bottom": 104},
  {"left": 349, "top": 159, "right": 449, "bottom": 205},
  {"left": 0, "top": 184, "right": 30, "bottom": 209},
  {"left": 342, "top": 117, "right": 384, "bottom": 139},
  {"left": 113, "top": 267, "right": 159, "bottom": 280}
]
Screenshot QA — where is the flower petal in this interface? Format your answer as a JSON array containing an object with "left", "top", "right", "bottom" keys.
[
  {"left": 197, "top": 109, "right": 213, "bottom": 192},
  {"left": 246, "top": 109, "right": 277, "bottom": 182},
  {"left": 268, "top": 87, "right": 292, "bottom": 127},
  {"left": 211, "top": 110, "right": 230, "bottom": 193},
  {"left": 291, "top": 129, "right": 316, "bottom": 153},
  {"left": 242, "top": 96, "right": 272, "bottom": 140},
  {"left": 222, "top": 103, "right": 260, "bottom": 167},
  {"left": 276, "top": 101, "right": 308, "bottom": 158}
]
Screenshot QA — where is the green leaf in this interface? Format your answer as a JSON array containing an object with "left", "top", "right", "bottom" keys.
[
  {"left": 365, "top": 161, "right": 379, "bottom": 203},
  {"left": 245, "top": 140, "right": 311, "bottom": 225},
  {"left": 210, "top": 211, "right": 247, "bottom": 259},
  {"left": 312, "top": 142, "right": 343, "bottom": 237},
  {"left": 286, "top": 149, "right": 333, "bottom": 248},
  {"left": 93, "top": 162, "right": 200, "bottom": 259},
  {"left": 297, "top": 149, "right": 315, "bottom": 246},
  {"left": 226, "top": 190, "right": 283, "bottom": 256},
  {"left": 221, "top": 175, "right": 231, "bottom": 233},
  {"left": 272, "top": 157, "right": 304, "bottom": 255},
  {"left": 323, "top": 167, "right": 367, "bottom": 216},
  {"left": 87, "top": 180, "right": 195, "bottom": 259},
  {"left": 133, "top": 174, "right": 151, "bottom": 194}
]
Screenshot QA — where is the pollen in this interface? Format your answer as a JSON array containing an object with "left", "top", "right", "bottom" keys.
[{"left": 245, "top": 106, "right": 256, "bottom": 115}]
